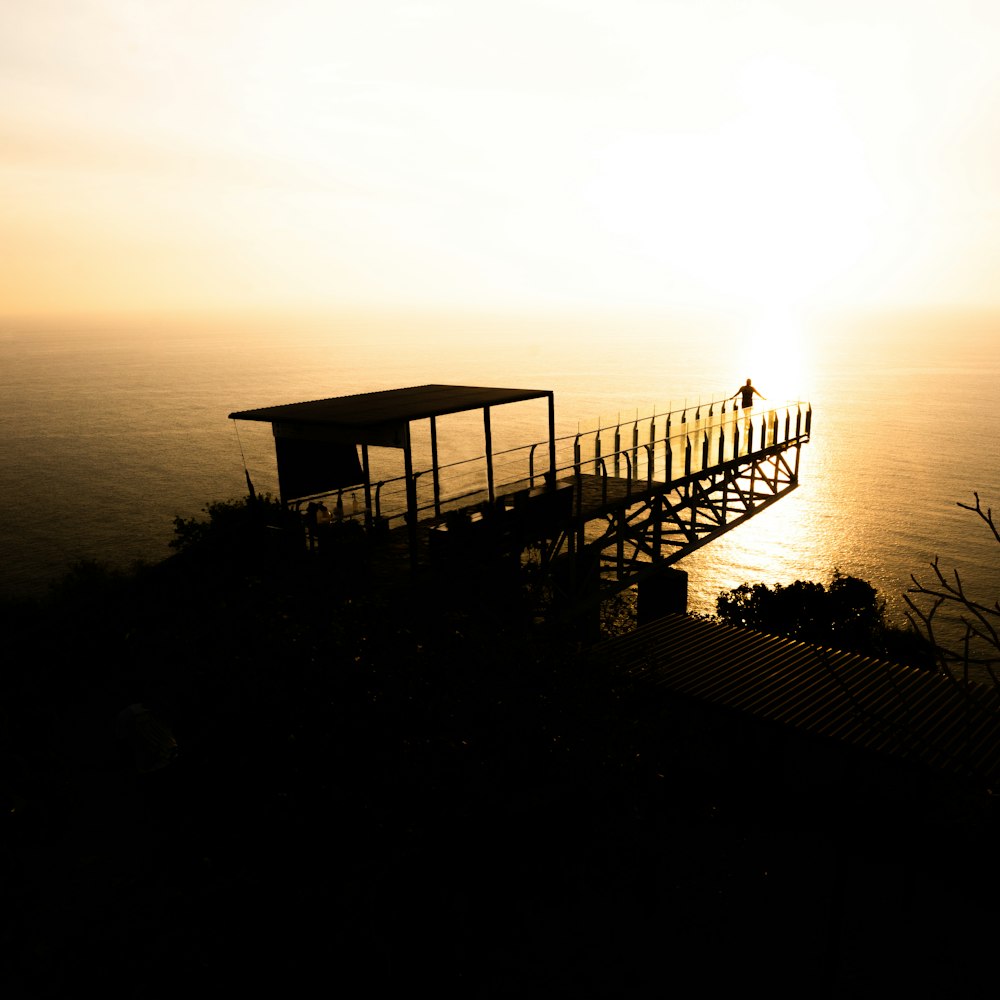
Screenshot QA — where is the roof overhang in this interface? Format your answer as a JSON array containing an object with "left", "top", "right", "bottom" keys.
[{"left": 229, "top": 384, "right": 553, "bottom": 447}]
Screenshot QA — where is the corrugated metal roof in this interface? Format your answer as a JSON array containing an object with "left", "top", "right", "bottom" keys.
[
  {"left": 229, "top": 384, "right": 552, "bottom": 427},
  {"left": 594, "top": 614, "right": 1000, "bottom": 789}
]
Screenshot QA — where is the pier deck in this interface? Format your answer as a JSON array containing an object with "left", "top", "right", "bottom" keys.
[{"left": 231, "top": 384, "right": 811, "bottom": 609}]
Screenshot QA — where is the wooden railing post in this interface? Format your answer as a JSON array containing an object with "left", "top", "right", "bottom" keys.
[{"left": 649, "top": 415, "right": 657, "bottom": 481}]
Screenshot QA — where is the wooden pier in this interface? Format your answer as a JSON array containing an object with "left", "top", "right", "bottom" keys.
[{"left": 230, "top": 384, "right": 812, "bottom": 616}]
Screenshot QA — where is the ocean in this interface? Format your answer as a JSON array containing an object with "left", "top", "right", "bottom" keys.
[{"left": 2, "top": 307, "right": 998, "bottom": 644}]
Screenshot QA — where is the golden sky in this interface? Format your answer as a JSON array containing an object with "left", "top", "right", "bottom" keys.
[{"left": 4, "top": 1, "right": 1000, "bottom": 319}]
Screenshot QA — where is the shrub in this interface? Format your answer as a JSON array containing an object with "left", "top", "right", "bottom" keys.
[{"left": 716, "top": 570, "right": 934, "bottom": 668}]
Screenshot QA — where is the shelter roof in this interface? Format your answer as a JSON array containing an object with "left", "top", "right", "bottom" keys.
[
  {"left": 228, "top": 384, "right": 551, "bottom": 428},
  {"left": 592, "top": 613, "right": 1000, "bottom": 789}
]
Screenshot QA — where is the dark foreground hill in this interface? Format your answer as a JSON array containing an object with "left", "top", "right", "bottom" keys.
[{"left": 3, "top": 525, "right": 998, "bottom": 997}]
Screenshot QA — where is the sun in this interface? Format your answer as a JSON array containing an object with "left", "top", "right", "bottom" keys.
[{"left": 730, "top": 306, "right": 812, "bottom": 405}]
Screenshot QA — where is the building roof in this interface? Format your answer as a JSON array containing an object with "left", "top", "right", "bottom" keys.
[
  {"left": 593, "top": 613, "right": 1000, "bottom": 789},
  {"left": 229, "top": 384, "right": 552, "bottom": 428}
]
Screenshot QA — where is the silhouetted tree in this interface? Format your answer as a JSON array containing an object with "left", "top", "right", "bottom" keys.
[
  {"left": 904, "top": 492, "right": 1000, "bottom": 685},
  {"left": 170, "top": 493, "right": 299, "bottom": 555},
  {"left": 716, "top": 570, "right": 933, "bottom": 667}
]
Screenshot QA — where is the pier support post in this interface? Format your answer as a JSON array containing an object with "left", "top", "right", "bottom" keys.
[{"left": 637, "top": 567, "right": 689, "bottom": 625}]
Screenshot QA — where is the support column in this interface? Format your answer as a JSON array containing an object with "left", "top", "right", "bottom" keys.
[
  {"left": 483, "top": 406, "right": 495, "bottom": 503},
  {"left": 547, "top": 392, "right": 557, "bottom": 487},
  {"left": 652, "top": 493, "right": 662, "bottom": 561},
  {"left": 430, "top": 415, "right": 441, "bottom": 517},
  {"left": 362, "top": 443, "right": 372, "bottom": 531},
  {"left": 637, "top": 567, "right": 688, "bottom": 626},
  {"left": 403, "top": 423, "right": 418, "bottom": 567}
]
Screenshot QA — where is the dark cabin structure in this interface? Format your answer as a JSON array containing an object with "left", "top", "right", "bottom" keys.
[{"left": 229, "top": 384, "right": 558, "bottom": 556}]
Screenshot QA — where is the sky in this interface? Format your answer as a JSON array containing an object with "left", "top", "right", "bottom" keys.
[{"left": 4, "top": 0, "right": 1000, "bottom": 320}]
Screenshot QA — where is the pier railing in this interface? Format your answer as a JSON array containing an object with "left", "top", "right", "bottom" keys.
[
  {"left": 583, "top": 401, "right": 811, "bottom": 505},
  {"left": 294, "top": 397, "right": 811, "bottom": 531}
]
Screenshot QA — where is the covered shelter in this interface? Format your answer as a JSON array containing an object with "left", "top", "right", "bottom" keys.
[{"left": 229, "top": 384, "right": 557, "bottom": 553}]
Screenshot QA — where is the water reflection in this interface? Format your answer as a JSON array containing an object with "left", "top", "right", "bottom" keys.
[{"left": 2, "top": 309, "right": 999, "bottom": 636}]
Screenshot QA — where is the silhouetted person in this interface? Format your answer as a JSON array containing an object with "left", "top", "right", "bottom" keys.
[
  {"left": 732, "top": 379, "right": 765, "bottom": 409},
  {"left": 305, "top": 501, "right": 331, "bottom": 549}
]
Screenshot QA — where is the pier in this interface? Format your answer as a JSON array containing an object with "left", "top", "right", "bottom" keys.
[{"left": 230, "top": 384, "right": 811, "bottom": 617}]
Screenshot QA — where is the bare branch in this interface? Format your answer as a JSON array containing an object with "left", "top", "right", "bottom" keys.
[
  {"left": 956, "top": 491, "right": 1000, "bottom": 545},
  {"left": 905, "top": 493, "right": 1000, "bottom": 687}
]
